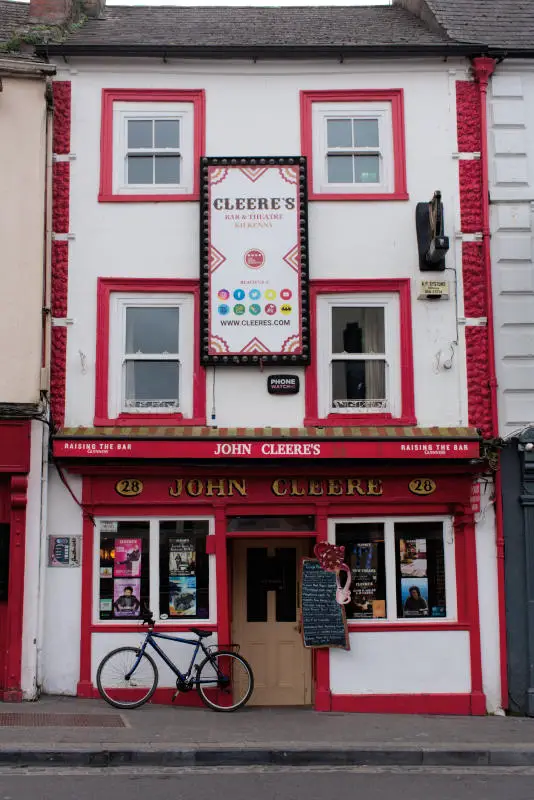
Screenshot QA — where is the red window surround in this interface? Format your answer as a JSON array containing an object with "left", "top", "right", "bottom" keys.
[
  {"left": 305, "top": 278, "right": 416, "bottom": 427},
  {"left": 98, "top": 89, "right": 205, "bottom": 203},
  {"left": 300, "top": 89, "right": 408, "bottom": 202},
  {"left": 94, "top": 278, "right": 206, "bottom": 427}
]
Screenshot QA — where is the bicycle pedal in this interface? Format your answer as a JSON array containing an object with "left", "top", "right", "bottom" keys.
[{"left": 171, "top": 689, "right": 180, "bottom": 702}]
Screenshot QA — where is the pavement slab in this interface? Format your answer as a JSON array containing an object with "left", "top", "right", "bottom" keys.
[{"left": 0, "top": 696, "right": 532, "bottom": 767}]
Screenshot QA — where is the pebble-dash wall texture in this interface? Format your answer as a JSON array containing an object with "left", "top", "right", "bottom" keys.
[
  {"left": 51, "top": 81, "right": 71, "bottom": 429},
  {"left": 456, "top": 79, "right": 492, "bottom": 439}
]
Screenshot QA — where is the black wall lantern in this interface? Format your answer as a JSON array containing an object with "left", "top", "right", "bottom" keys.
[{"left": 416, "top": 190, "right": 450, "bottom": 271}]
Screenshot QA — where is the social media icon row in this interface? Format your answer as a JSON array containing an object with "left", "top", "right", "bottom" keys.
[
  {"left": 217, "top": 288, "right": 292, "bottom": 301},
  {"left": 217, "top": 303, "right": 292, "bottom": 316}
]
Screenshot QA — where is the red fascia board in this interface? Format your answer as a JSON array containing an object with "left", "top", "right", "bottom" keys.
[{"left": 53, "top": 438, "right": 480, "bottom": 460}]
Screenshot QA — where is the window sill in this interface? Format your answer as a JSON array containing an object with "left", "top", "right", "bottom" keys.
[
  {"left": 90, "top": 622, "right": 216, "bottom": 633},
  {"left": 308, "top": 191, "right": 409, "bottom": 202},
  {"left": 347, "top": 621, "right": 465, "bottom": 633},
  {"left": 94, "top": 414, "right": 206, "bottom": 427},
  {"left": 98, "top": 192, "right": 199, "bottom": 203},
  {"left": 304, "top": 414, "right": 417, "bottom": 427}
]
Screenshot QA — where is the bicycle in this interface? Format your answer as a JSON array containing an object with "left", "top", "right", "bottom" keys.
[{"left": 96, "top": 610, "right": 254, "bottom": 712}]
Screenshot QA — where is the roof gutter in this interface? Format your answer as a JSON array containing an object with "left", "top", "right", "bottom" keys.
[{"left": 38, "top": 42, "right": 480, "bottom": 60}]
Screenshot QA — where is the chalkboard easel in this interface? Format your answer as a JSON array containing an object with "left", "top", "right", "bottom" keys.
[{"left": 300, "top": 558, "right": 350, "bottom": 650}]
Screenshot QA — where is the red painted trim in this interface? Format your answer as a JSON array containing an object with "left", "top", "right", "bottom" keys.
[
  {"left": 89, "top": 685, "right": 206, "bottom": 706},
  {"left": 94, "top": 278, "right": 206, "bottom": 427},
  {"left": 98, "top": 89, "right": 205, "bottom": 203},
  {"left": 300, "top": 89, "right": 408, "bottom": 201},
  {"left": 2, "top": 476, "right": 29, "bottom": 701},
  {"left": 215, "top": 506, "right": 230, "bottom": 659},
  {"left": 456, "top": 511, "right": 485, "bottom": 710},
  {"left": 331, "top": 693, "right": 483, "bottom": 715},
  {"left": 0, "top": 422, "right": 31, "bottom": 473},
  {"left": 304, "top": 279, "right": 416, "bottom": 426}
]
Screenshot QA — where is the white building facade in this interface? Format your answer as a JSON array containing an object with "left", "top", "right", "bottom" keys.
[{"left": 17, "top": 0, "right": 506, "bottom": 713}]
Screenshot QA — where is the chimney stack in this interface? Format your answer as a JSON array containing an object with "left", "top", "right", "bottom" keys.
[{"left": 29, "top": 0, "right": 105, "bottom": 24}]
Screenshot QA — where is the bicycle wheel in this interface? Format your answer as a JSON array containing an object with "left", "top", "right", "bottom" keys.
[
  {"left": 97, "top": 647, "right": 158, "bottom": 709},
  {"left": 196, "top": 650, "right": 254, "bottom": 712}
]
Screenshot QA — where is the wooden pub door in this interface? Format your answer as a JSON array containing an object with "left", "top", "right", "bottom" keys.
[{"left": 232, "top": 538, "right": 312, "bottom": 706}]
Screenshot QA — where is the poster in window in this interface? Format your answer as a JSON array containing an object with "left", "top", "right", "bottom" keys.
[
  {"left": 169, "top": 538, "right": 196, "bottom": 576},
  {"left": 114, "top": 538, "right": 142, "bottom": 577},
  {"left": 399, "top": 538, "right": 427, "bottom": 578},
  {"left": 113, "top": 578, "right": 141, "bottom": 618},
  {"left": 200, "top": 157, "right": 309, "bottom": 365},
  {"left": 401, "top": 577, "right": 429, "bottom": 617},
  {"left": 350, "top": 542, "right": 385, "bottom": 619},
  {"left": 169, "top": 576, "right": 197, "bottom": 616}
]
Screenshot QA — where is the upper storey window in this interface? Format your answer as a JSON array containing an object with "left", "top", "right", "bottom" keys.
[
  {"left": 301, "top": 90, "right": 408, "bottom": 201},
  {"left": 99, "top": 89, "right": 205, "bottom": 202}
]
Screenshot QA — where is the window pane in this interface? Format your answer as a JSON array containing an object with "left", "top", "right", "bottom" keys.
[
  {"left": 154, "top": 155, "right": 181, "bottom": 184},
  {"left": 331, "top": 307, "right": 385, "bottom": 354},
  {"left": 335, "top": 523, "right": 386, "bottom": 620},
  {"left": 155, "top": 119, "right": 180, "bottom": 148},
  {"left": 395, "top": 522, "right": 446, "bottom": 619},
  {"left": 159, "top": 520, "right": 210, "bottom": 620},
  {"left": 275, "top": 548, "right": 297, "bottom": 623},
  {"left": 247, "top": 548, "right": 269, "bottom": 622},
  {"left": 99, "top": 521, "right": 150, "bottom": 621},
  {"left": 128, "top": 119, "right": 153, "bottom": 149},
  {"left": 332, "top": 360, "right": 386, "bottom": 410},
  {"left": 355, "top": 155, "right": 380, "bottom": 183},
  {"left": 125, "top": 307, "right": 179, "bottom": 354},
  {"left": 124, "top": 361, "right": 179, "bottom": 407},
  {"left": 127, "top": 155, "right": 153, "bottom": 184},
  {"left": 327, "top": 118, "right": 352, "bottom": 147},
  {"left": 327, "top": 155, "right": 353, "bottom": 183},
  {"left": 353, "top": 119, "right": 379, "bottom": 147},
  {"left": 227, "top": 516, "right": 315, "bottom": 532}
]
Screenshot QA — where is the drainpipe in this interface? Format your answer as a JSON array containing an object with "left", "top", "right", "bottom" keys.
[
  {"left": 472, "top": 56, "right": 508, "bottom": 710},
  {"left": 35, "top": 76, "right": 54, "bottom": 696}
]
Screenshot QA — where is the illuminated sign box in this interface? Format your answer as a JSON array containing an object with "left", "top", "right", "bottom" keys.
[{"left": 200, "top": 156, "right": 309, "bottom": 365}]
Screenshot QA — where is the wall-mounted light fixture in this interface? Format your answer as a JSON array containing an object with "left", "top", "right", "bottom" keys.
[{"left": 416, "top": 190, "right": 450, "bottom": 272}]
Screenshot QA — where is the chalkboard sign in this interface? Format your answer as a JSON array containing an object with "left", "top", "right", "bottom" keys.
[{"left": 300, "top": 559, "right": 350, "bottom": 650}]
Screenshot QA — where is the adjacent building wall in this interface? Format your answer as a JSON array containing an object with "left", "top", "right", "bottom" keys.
[{"left": 0, "top": 75, "right": 47, "bottom": 404}]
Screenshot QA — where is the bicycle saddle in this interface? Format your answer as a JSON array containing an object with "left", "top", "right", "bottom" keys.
[{"left": 190, "top": 628, "right": 212, "bottom": 638}]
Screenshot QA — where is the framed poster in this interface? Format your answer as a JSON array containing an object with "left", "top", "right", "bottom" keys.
[
  {"left": 48, "top": 536, "right": 81, "bottom": 568},
  {"left": 200, "top": 156, "right": 309, "bottom": 365}
]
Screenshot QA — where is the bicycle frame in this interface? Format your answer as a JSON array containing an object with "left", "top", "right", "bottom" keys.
[{"left": 126, "top": 630, "right": 220, "bottom": 684}]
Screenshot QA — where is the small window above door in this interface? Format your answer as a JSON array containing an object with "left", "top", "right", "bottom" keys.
[{"left": 227, "top": 516, "right": 315, "bottom": 532}]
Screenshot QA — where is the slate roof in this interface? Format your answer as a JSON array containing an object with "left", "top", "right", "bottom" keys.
[
  {"left": 43, "top": 4, "right": 464, "bottom": 56},
  {"left": 0, "top": 0, "right": 29, "bottom": 44},
  {"left": 425, "top": 0, "right": 534, "bottom": 50}
]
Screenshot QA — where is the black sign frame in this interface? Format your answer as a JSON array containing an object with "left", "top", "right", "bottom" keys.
[
  {"left": 300, "top": 558, "right": 350, "bottom": 650},
  {"left": 200, "top": 156, "right": 310, "bottom": 366}
]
